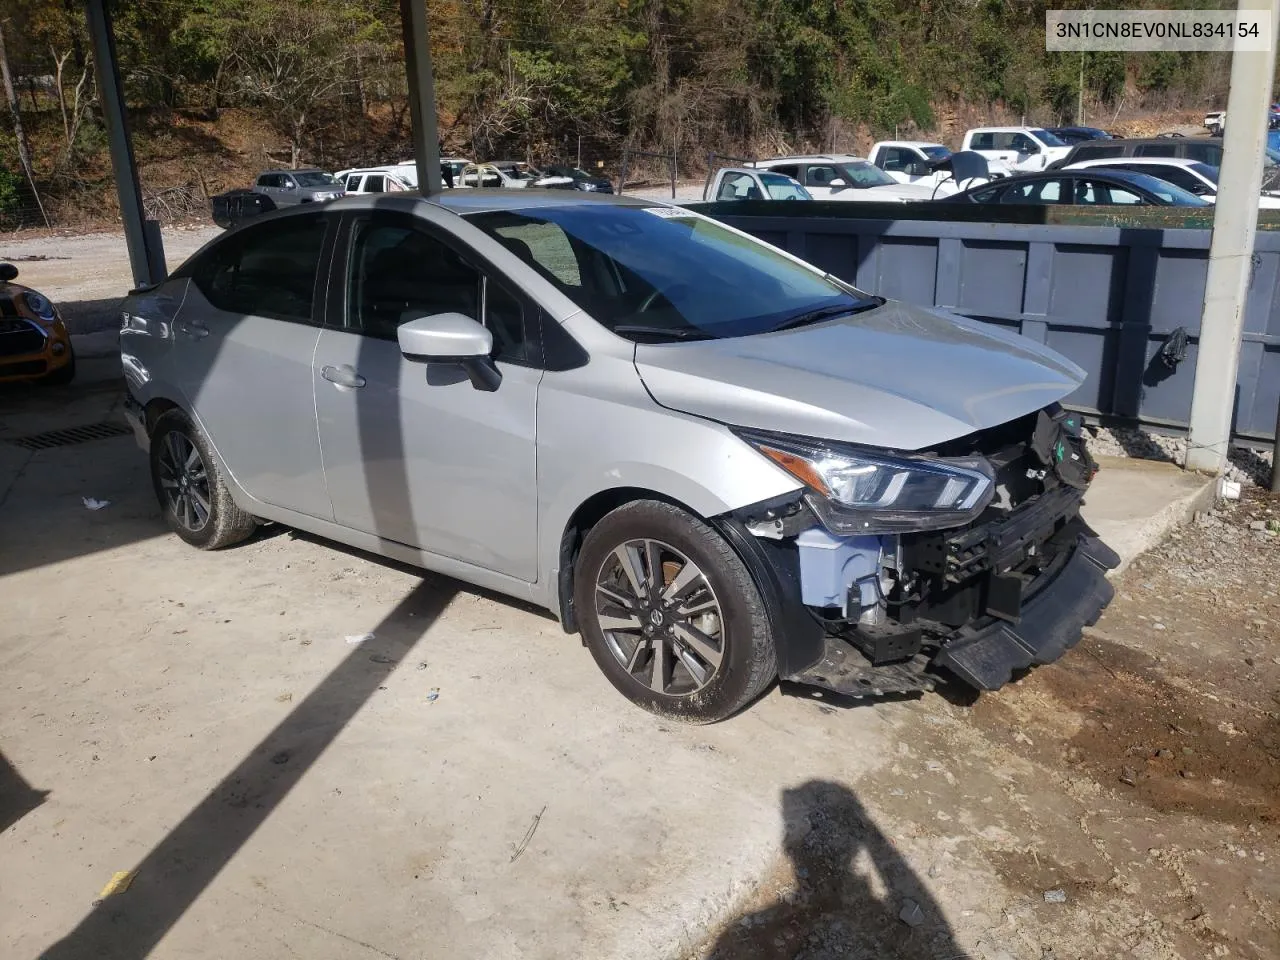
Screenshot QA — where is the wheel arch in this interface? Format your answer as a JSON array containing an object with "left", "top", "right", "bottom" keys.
[{"left": 555, "top": 486, "right": 696, "bottom": 635}]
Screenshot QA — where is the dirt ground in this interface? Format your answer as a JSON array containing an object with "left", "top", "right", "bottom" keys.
[{"left": 694, "top": 490, "right": 1279, "bottom": 960}]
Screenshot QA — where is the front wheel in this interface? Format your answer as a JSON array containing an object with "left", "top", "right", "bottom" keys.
[{"left": 573, "top": 500, "right": 778, "bottom": 723}]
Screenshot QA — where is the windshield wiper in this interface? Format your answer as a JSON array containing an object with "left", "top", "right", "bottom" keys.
[
  {"left": 771, "top": 299, "right": 882, "bottom": 333},
  {"left": 612, "top": 324, "right": 714, "bottom": 342}
]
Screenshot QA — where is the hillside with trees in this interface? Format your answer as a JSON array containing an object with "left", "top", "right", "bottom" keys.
[{"left": 0, "top": 0, "right": 1236, "bottom": 227}]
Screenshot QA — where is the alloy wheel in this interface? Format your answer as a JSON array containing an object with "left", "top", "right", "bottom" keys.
[
  {"left": 157, "top": 430, "right": 212, "bottom": 533},
  {"left": 594, "top": 538, "right": 726, "bottom": 696}
]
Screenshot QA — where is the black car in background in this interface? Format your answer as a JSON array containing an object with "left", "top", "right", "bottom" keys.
[
  {"left": 535, "top": 165, "right": 615, "bottom": 193},
  {"left": 942, "top": 168, "right": 1211, "bottom": 207},
  {"left": 1045, "top": 126, "right": 1120, "bottom": 144}
]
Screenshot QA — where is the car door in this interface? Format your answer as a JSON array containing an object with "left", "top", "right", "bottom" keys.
[
  {"left": 802, "top": 164, "right": 843, "bottom": 199},
  {"left": 312, "top": 211, "right": 540, "bottom": 580},
  {"left": 174, "top": 212, "right": 335, "bottom": 519}
]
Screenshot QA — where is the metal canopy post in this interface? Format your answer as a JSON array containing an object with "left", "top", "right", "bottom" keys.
[
  {"left": 84, "top": 0, "right": 165, "bottom": 288},
  {"left": 1186, "top": 0, "right": 1280, "bottom": 474},
  {"left": 398, "top": 0, "right": 442, "bottom": 195}
]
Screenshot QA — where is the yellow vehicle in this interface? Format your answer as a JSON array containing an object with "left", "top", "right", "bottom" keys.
[{"left": 0, "top": 263, "right": 74, "bottom": 385}]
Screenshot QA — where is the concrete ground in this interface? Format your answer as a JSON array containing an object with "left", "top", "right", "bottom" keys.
[{"left": 0, "top": 227, "right": 1233, "bottom": 960}]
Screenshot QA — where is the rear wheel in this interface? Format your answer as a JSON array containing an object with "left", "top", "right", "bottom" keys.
[
  {"left": 574, "top": 500, "right": 777, "bottom": 723},
  {"left": 149, "top": 409, "right": 256, "bottom": 549}
]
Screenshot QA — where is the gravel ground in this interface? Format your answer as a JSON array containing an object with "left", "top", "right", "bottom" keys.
[
  {"left": 1087, "top": 424, "right": 1275, "bottom": 489},
  {"left": 693, "top": 487, "right": 1280, "bottom": 960}
]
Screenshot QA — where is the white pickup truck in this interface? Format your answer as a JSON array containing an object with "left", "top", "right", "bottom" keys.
[
  {"left": 868, "top": 141, "right": 1010, "bottom": 196},
  {"left": 702, "top": 168, "right": 811, "bottom": 202},
  {"left": 960, "top": 127, "right": 1073, "bottom": 173}
]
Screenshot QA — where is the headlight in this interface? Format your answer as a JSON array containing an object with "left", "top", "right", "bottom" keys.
[
  {"left": 23, "top": 291, "right": 56, "bottom": 321},
  {"left": 736, "top": 429, "right": 994, "bottom": 534}
]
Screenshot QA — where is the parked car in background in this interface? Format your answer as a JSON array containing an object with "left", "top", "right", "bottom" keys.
[
  {"left": 0, "top": 263, "right": 74, "bottom": 384},
  {"left": 1045, "top": 126, "right": 1119, "bottom": 144},
  {"left": 1065, "top": 156, "right": 1280, "bottom": 209},
  {"left": 119, "top": 191, "right": 1117, "bottom": 721},
  {"left": 868, "top": 141, "right": 1010, "bottom": 196},
  {"left": 534, "top": 165, "right": 614, "bottom": 193},
  {"left": 211, "top": 188, "right": 276, "bottom": 229},
  {"left": 960, "top": 127, "right": 1073, "bottom": 172},
  {"left": 384, "top": 158, "right": 472, "bottom": 188},
  {"left": 251, "top": 169, "right": 344, "bottom": 206},
  {"left": 943, "top": 168, "right": 1212, "bottom": 207},
  {"left": 1204, "top": 111, "right": 1225, "bottom": 135},
  {"left": 1049, "top": 136, "right": 1228, "bottom": 170},
  {"left": 336, "top": 167, "right": 414, "bottom": 194},
  {"left": 460, "top": 162, "right": 537, "bottom": 188},
  {"left": 752, "top": 155, "right": 936, "bottom": 201},
  {"left": 703, "top": 168, "right": 811, "bottom": 201}
]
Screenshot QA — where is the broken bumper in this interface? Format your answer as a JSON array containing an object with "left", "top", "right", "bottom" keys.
[
  {"left": 787, "top": 532, "right": 1119, "bottom": 697},
  {"left": 932, "top": 534, "right": 1118, "bottom": 689}
]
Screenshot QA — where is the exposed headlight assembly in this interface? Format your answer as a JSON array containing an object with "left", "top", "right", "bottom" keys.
[
  {"left": 736, "top": 428, "right": 995, "bottom": 534},
  {"left": 23, "top": 291, "right": 56, "bottom": 322}
]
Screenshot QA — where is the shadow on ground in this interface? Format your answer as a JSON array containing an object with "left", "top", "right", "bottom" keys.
[
  {"left": 702, "top": 780, "right": 966, "bottom": 960},
  {"left": 37, "top": 578, "right": 455, "bottom": 960}
]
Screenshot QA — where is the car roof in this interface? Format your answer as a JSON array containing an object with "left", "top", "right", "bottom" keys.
[
  {"left": 260, "top": 168, "right": 325, "bottom": 175},
  {"left": 876, "top": 141, "right": 946, "bottom": 149},
  {"left": 966, "top": 126, "right": 1043, "bottom": 133}
]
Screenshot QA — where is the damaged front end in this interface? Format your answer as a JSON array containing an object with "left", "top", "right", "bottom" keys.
[{"left": 721, "top": 405, "right": 1118, "bottom": 698}]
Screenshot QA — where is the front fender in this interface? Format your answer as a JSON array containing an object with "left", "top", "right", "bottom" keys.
[{"left": 533, "top": 356, "right": 801, "bottom": 614}]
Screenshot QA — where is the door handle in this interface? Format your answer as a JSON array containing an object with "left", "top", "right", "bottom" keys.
[
  {"left": 321, "top": 364, "right": 366, "bottom": 389},
  {"left": 175, "top": 321, "right": 209, "bottom": 340}
]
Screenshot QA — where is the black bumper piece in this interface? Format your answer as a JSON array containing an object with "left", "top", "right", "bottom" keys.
[
  {"left": 933, "top": 534, "right": 1119, "bottom": 690},
  {"left": 786, "top": 534, "right": 1119, "bottom": 699}
]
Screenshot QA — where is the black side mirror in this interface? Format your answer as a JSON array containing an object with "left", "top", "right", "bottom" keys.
[{"left": 0, "top": 263, "right": 17, "bottom": 283}]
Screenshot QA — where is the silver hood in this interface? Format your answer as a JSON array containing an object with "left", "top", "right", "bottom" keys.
[{"left": 633, "top": 300, "right": 1085, "bottom": 451}]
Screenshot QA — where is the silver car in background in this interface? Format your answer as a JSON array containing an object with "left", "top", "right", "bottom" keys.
[
  {"left": 251, "top": 169, "right": 345, "bottom": 206},
  {"left": 120, "top": 191, "right": 1117, "bottom": 721}
]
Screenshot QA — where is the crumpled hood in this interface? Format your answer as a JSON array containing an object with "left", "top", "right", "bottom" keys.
[{"left": 633, "top": 300, "right": 1086, "bottom": 451}]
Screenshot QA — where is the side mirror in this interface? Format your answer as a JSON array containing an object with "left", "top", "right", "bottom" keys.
[
  {"left": 397, "top": 312, "right": 501, "bottom": 391},
  {"left": 908, "top": 162, "right": 932, "bottom": 177},
  {"left": 828, "top": 178, "right": 847, "bottom": 187},
  {"left": 1022, "top": 144, "right": 1040, "bottom": 155},
  {"left": 284, "top": 181, "right": 297, "bottom": 190},
  {"left": 0, "top": 263, "right": 17, "bottom": 283}
]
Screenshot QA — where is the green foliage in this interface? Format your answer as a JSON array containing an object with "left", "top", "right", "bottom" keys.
[
  {"left": 0, "top": 0, "right": 1245, "bottom": 186},
  {"left": 0, "top": 168, "right": 25, "bottom": 222}
]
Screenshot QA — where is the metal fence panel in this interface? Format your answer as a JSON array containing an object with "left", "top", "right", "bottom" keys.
[{"left": 704, "top": 212, "right": 1279, "bottom": 442}]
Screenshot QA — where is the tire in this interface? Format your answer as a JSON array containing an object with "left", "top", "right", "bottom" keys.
[
  {"left": 149, "top": 409, "right": 257, "bottom": 549},
  {"left": 573, "top": 499, "right": 778, "bottom": 723},
  {"left": 39, "top": 354, "right": 75, "bottom": 385}
]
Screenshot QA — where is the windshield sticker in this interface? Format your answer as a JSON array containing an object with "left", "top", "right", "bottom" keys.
[{"left": 642, "top": 206, "right": 696, "bottom": 218}]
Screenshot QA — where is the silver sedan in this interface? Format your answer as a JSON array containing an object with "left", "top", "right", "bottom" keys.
[{"left": 121, "top": 191, "right": 1116, "bottom": 720}]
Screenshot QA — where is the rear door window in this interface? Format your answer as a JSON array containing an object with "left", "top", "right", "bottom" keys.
[
  {"left": 1135, "top": 144, "right": 1178, "bottom": 158},
  {"left": 1072, "top": 144, "right": 1125, "bottom": 162},
  {"left": 364, "top": 174, "right": 386, "bottom": 193},
  {"left": 193, "top": 214, "right": 329, "bottom": 323}
]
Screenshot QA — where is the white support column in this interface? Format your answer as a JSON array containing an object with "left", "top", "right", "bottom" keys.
[{"left": 1186, "top": 0, "right": 1280, "bottom": 473}]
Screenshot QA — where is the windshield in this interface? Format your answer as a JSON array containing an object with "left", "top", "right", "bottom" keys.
[
  {"left": 468, "top": 205, "right": 878, "bottom": 342},
  {"left": 921, "top": 145, "right": 951, "bottom": 161},
  {"left": 837, "top": 161, "right": 897, "bottom": 187},
  {"left": 293, "top": 171, "right": 338, "bottom": 187},
  {"left": 1188, "top": 162, "right": 1219, "bottom": 184},
  {"left": 761, "top": 173, "right": 811, "bottom": 200},
  {"left": 1117, "top": 172, "right": 1211, "bottom": 206},
  {"left": 1032, "top": 129, "right": 1069, "bottom": 147}
]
